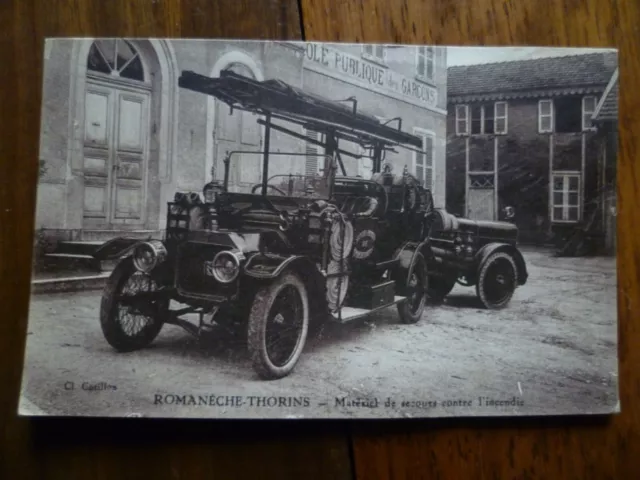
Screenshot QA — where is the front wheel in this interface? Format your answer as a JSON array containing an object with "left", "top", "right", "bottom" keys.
[
  {"left": 397, "top": 252, "right": 428, "bottom": 324},
  {"left": 476, "top": 252, "right": 518, "bottom": 309},
  {"left": 100, "top": 258, "right": 168, "bottom": 352},
  {"left": 247, "top": 272, "right": 309, "bottom": 380}
]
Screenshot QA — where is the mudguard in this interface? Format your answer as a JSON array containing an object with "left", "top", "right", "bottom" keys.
[
  {"left": 243, "top": 253, "right": 314, "bottom": 280},
  {"left": 391, "top": 241, "right": 430, "bottom": 295},
  {"left": 92, "top": 237, "right": 148, "bottom": 261},
  {"left": 475, "top": 243, "right": 528, "bottom": 286},
  {"left": 243, "top": 253, "right": 326, "bottom": 312}
]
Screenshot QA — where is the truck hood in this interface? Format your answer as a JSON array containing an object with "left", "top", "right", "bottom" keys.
[
  {"left": 455, "top": 218, "right": 518, "bottom": 241},
  {"left": 186, "top": 229, "right": 289, "bottom": 254}
]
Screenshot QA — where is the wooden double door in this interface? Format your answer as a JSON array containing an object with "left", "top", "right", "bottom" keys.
[{"left": 82, "top": 79, "right": 150, "bottom": 229}]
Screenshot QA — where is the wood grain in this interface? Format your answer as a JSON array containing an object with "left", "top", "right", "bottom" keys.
[
  {"left": 300, "top": 0, "right": 640, "bottom": 478},
  {"left": 1, "top": 0, "right": 638, "bottom": 478}
]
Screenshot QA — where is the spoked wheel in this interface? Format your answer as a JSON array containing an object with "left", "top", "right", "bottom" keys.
[
  {"left": 100, "top": 258, "right": 168, "bottom": 352},
  {"left": 476, "top": 252, "right": 518, "bottom": 309},
  {"left": 397, "top": 252, "right": 428, "bottom": 324},
  {"left": 248, "top": 272, "right": 309, "bottom": 380}
]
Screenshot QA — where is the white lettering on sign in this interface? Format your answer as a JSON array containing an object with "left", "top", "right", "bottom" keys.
[{"left": 303, "top": 43, "right": 439, "bottom": 110}]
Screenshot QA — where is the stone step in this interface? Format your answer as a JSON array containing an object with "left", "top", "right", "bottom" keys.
[
  {"left": 56, "top": 241, "right": 104, "bottom": 256},
  {"left": 31, "top": 272, "right": 110, "bottom": 295},
  {"left": 44, "top": 253, "right": 118, "bottom": 273}
]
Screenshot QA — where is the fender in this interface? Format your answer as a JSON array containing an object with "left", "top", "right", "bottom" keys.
[
  {"left": 475, "top": 243, "right": 528, "bottom": 286},
  {"left": 243, "top": 253, "right": 326, "bottom": 312},
  {"left": 92, "top": 237, "right": 149, "bottom": 261},
  {"left": 391, "top": 241, "right": 429, "bottom": 295},
  {"left": 243, "top": 253, "right": 313, "bottom": 280}
]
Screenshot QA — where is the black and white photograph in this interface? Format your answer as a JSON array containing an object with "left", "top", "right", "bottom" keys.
[{"left": 19, "top": 39, "right": 619, "bottom": 419}]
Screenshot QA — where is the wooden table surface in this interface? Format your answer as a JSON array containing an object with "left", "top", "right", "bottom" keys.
[{"left": 1, "top": 1, "right": 637, "bottom": 478}]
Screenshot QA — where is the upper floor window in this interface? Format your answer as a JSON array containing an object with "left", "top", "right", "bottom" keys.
[
  {"left": 362, "top": 45, "right": 386, "bottom": 64},
  {"left": 455, "top": 102, "right": 508, "bottom": 135},
  {"left": 582, "top": 96, "right": 597, "bottom": 130},
  {"left": 416, "top": 46, "right": 435, "bottom": 83},
  {"left": 304, "top": 128, "right": 327, "bottom": 176},
  {"left": 413, "top": 128, "right": 435, "bottom": 191},
  {"left": 538, "top": 100, "right": 554, "bottom": 133},
  {"left": 455, "top": 105, "right": 469, "bottom": 135},
  {"left": 87, "top": 39, "right": 144, "bottom": 82},
  {"left": 538, "top": 96, "right": 598, "bottom": 134}
]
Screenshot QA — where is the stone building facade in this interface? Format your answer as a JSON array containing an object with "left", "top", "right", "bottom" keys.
[
  {"left": 445, "top": 52, "right": 618, "bottom": 248},
  {"left": 35, "top": 39, "right": 448, "bottom": 244}
]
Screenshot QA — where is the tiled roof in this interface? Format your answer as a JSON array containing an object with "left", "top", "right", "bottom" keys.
[
  {"left": 593, "top": 69, "right": 618, "bottom": 121},
  {"left": 448, "top": 52, "right": 618, "bottom": 101}
]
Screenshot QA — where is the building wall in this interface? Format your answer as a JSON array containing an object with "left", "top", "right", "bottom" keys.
[
  {"left": 302, "top": 43, "right": 448, "bottom": 207},
  {"left": 35, "top": 40, "right": 74, "bottom": 230},
  {"left": 446, "top": 95, "right": 604, "bottom": 245},
  {"left": 36, "top": 40, "right": 448, "bottom": 236}
]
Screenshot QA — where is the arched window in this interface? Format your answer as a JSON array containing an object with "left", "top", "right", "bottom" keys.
[
  {"left": 87, "top": 39, "right": 145, "bottom": 82},
  {"left": 222, "top": 62, "right": 254, "bottom": 78}
]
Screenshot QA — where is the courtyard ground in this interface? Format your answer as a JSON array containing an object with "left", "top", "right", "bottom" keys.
[{"left": 17, "top": 247, "right": 619, "bottom": 419}]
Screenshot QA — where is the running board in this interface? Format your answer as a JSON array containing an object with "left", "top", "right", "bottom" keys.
[{"left": 330, "top": 296, "right": 406, "bottom": 323}]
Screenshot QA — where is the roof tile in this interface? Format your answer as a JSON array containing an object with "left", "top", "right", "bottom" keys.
[
  {"left": 448, "top": 52, "right": 618, "bottom": 98},
  {"left": 593, "top": 78, "right": 618, "bottom": 121}
]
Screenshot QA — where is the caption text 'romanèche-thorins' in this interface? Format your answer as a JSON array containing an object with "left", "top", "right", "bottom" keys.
[{"left": 151, "top": 394, "right": 524, "bottom": 409}]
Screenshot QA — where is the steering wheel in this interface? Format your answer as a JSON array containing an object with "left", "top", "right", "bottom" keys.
[{"left": 251, "top": 183, "right": 287, "bottom": 196}]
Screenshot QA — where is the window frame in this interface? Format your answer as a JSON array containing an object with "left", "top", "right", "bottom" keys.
[
  {"left": 459, "top": 102, "right": 507, "bottom": 136},
  {"left": 455, "top": 105, "right": 469, "bottom": 136},
  {"left": 538, "top": 99, "right": 554, "bottom": 133},
  {"left": 494, "top": 101, "right": 508, "bottom": 134},
  {"left": 412, "top": 127, "right": 436, "bottom": 191},
  {"left": 86, "top": 39, "right": 147, "bottom": 85},
  {"left": 361, "top": 44, "right": 387, "bottom": 65},
  {"left": 304, "top": 128, "right": 326, "bottom": 176},
  {"left": 582, "top": 95, "right": 597, "bottom": 131},
  {"left": 551, "top": 172, "right": 581, "bottom": 223},
  {"left": 416, "top": 46, "right": 436, "bottom": 84}
]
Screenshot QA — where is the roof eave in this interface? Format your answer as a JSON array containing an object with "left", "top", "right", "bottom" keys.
[
  {"left": 592, "top": 67, "right": 619, "bottom": 121},
  {"left": 448, "top": 85, "right": 609, "bottom": 104}
]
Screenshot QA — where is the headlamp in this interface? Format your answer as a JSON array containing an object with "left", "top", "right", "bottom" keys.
[
  {"left": 209, "top": 250, "right": 241, "bottom": 283},
  {"left": 132, "top": 240, "right": 167, "bottom": 273}
]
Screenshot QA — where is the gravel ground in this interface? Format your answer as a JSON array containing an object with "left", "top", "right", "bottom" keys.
[{"left": 18, "top": 248, "right": 619, "bottom": 420}]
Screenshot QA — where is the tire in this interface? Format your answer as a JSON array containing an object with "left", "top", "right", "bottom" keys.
[
  {"left": 247, "top": 272, "right": 309, "bottom": 380},
  {"left": 427, "top": 275, "right": 456, "bottom": 303},
  {"left": 100, "top": 257, "right": 168, "bottom": 352},
  {"left": 476, "top": 252, "right": 518, "bottom": 309},
  {"left": 397, "top": 252, "right": 428, "bottom": 324}
]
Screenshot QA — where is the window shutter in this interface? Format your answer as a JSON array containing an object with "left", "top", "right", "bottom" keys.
[
  {"left": 305, "top": 128, "right": 321, "bottom": 175},
  {"left": 417, "top": 47, "right": 426, "bottom": 77},
  {"left": 424, "top": 135, "right": 434, "bottom": 189}
]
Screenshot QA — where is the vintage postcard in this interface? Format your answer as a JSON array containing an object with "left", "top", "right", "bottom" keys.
[{"left": 19, "top": 39, "right": 619, "bottom": 419}]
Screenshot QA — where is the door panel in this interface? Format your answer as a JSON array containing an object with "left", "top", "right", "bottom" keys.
[
  {"left": 111, "top": 90, "right": 148, "bottom": 223},
  {"left": 82, "top": 82, "right": 149, "bottom": 228},
  {"left": 83, "top": 85, "right": 113, "bottom": 223},
  {"left": 83, "top": 181, "right": 108, "bottom": 218},
  {"left": 117, "top": 94, "right": 144, "bottom": 151},
  {"left": 113, "top": 184, "right": 143, "bottom": 220},
  {"left": 468, "top": 188, "right": 495, "bottom": 221},
  {"left": 84, "top": 90, "right": 110, "bottom": 146}
]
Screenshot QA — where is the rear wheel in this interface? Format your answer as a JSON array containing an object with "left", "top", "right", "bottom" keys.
[
  {"left": 247, "top": 272, "right": 309, "bottom": 380},
  {"left": 100, "top": 258, "right": 168, "bottom": 352},
  {"left": 476, "top": 252, "right": 518, "bottom": 309},
  {"left": 397, "top": 252, "right": 428, "bottom": 324}
]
